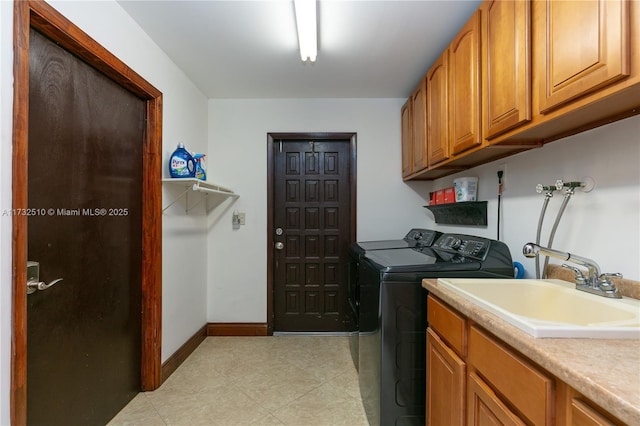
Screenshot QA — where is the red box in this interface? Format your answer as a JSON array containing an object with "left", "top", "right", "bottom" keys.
[
  {"left": 428, "top": 192, "right": 436, "bottom": 205},
  {"left": 435, "top": 189, "right": 445, "bottom": 205},
  {"left": 443, "top": 186, "right": 456, "bottom": 204}
]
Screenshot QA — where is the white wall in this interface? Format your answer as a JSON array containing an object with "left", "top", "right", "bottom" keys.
[
  {"left": 0, "top": 1, "right": 13, "bottom": 423},
  {"left": 0, "top": 2, "right": 209, "bottom": 422},
  {"left": 433, "top": 115, "right": 640, "bottom": 281},
  {"left": 207, "top": 99, "right": 432, "bottom": 322}
]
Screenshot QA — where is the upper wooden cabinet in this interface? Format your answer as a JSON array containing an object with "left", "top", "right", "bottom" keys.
[
  {"left": 483, "top": 0, "right": 532, "bottom": 139},
  {"left": 412, "top": 79, "right": 428, "bottom": 172},
  {"left": 536, "top": 0, "right": 630, "bottom": 113},
  {"left": 450, "top": 10, "right": 483, "bottom": 155},
  {"left": 401, "top": 99, "right": 413, "bottom": 177},
  {"left": 402, "top": 0, "right": 638, "bottom": 181},
  {"left": 427, "top": 51, "right": 450, "bottom": 166}
]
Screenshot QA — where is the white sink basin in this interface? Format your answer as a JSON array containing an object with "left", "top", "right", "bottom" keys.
[{"left": 436, "top": 278, "right": 640, "bottom": 339}]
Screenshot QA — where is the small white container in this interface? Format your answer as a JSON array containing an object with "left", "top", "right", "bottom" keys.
[{"left": 453, "top": 177, "right": 478, "bottom": 202}]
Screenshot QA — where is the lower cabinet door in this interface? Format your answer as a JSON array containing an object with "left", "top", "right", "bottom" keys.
[
  {"left": 570, "top": 398, "right": 617, "bottom": 426},
  {"left": 467, "top": 372, "right": 526, "bottom": 426},
  {"left": 426, "top": 328, "right": 465, "bottom": 426}
]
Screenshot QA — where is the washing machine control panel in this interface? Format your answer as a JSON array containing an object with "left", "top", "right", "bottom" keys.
[{"left": 434, "top": 234, "right": 490, "bottom": 261}]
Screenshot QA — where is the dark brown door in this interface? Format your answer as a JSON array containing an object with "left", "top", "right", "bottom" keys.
[
  {"left": 26, "top": 28, "right": 143, "bottom": 425},
  {"left": 272, "top": 138, "right": 354, "bottom": 332}
]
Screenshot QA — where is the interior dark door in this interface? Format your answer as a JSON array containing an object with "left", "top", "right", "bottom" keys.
[
  {"left": 26, "top": 28, "right": 144, "bottom": 425},
  {"left": 273, "top": 139, "right": 352, "bottom": 332}
]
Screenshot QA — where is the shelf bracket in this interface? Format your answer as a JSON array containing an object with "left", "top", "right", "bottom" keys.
[
  {"left": 162, "top": 186, "right": 192, "bottom": 213},
  {"left": 162, "top": 178, "right": 240, "bottom": 214}
]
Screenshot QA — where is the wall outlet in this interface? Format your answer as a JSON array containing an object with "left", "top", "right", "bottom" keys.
[
  {"left": 497, "top": 164, "right": 507, "bottom": 193},
  {"left": 232, "top": 211, "right": 246, "bottom": 226}
]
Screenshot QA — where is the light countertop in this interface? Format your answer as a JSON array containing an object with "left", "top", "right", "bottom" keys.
[{"left": 423, "top": 278, "right": 640, "bottom": 426}]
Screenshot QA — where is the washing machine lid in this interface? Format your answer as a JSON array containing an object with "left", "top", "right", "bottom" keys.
[
  {"left": 354, "top": 240, "right": 415, "bottom": 251},
  {"left": 350, "top": 229, "right": 441, "bottom": 255},
  {"left": 363, "top": 248, "right": 483, "bottom": 275},
  {"left": 363, "top": 247, "right": 439, "bottom": 267}
]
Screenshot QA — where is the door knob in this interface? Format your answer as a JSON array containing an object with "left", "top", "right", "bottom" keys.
[
  {"left": 26, "top": 260, "right": 63, "bottom": 295},
  {"left": 275, "top": 242, "right": 284, "bottom": 250},
  {"left": 27, "top": 278, "right": 63, "bottom": 294}
]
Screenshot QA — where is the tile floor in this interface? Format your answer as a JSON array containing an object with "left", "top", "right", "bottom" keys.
[{"left": 108, "top": 336, "right": 369, "bottom": 426}]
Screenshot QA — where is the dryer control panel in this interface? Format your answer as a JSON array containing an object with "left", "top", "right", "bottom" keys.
[
  {"left": 403, "top": 228, "right": 441, "bottom": 246},
  {"left": 433, "top": 234, "right": 490, "bottom": 261}
]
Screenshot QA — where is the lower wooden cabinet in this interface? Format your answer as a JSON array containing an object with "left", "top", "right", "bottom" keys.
[
  {"left": 468, "top": 325, "right": 554, "bottom": 426},
  {"left": 556, "top": 382, "right": 626, "bottom": 426},
  {"left": 426, "top": 328, "right": 465, "bottom": 426},
  {"left": 426, "top": 295, "right": 627, "bottom": 426},
  {"left": 467, "top": 371, "right": 525, "bottom": 426},
  {"left": 427, "top": 295, "right": 546, "bottom": 425},
  {"left": 569, "top": 399, "right": 617, "bottom": 426}
]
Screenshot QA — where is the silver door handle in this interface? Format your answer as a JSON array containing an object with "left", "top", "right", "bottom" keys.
[
  {"left": 27, "top": 278, "right": 63, "bottom": 295},
  {"left": 27, "top": 260, "right": 63, "bottom": 294},
  {"left": 275, "top": 242, "right": 284, "bottom": 250}
]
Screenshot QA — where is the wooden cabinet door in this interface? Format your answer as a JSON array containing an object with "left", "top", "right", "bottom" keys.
[
  {"left": 570, "top": 398, "right": 618, "bottom": 426},
  {"left": 450, "top": 10, "right": 482, "bottom": 155},
  {"left": 483, "top": 0, "right": 531, "bottom": 139},
  {"left": 469, "top": 325, "right": 554, "bottom": 426},
  {"left": 401, "top": 99, "right": 413, "bottom": 177},
  {"left": 536, "top": 0, "right": 630, "bottom": 113},
  {"left": 427, "top": 328, "right": 466, "bottom": 426},
  {"left": 467, "top": 372, "right": 526, "bottom": 426},
  {"left": 427, "top": 51, "right": 450, "bottom": 166},
  {"left": 412, "top": 79, "right": 428, "bottom": 172}
]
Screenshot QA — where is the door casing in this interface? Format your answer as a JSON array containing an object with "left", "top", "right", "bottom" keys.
[
  {"left": 11, "top": 2, "right": 163, "bottom": 424},
  {"left": 266, "top": 132, "right": 357, "bottom": 335}
]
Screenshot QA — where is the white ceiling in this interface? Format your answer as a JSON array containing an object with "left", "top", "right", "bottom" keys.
[{"left": 117, "top": 0, "right": 482, "bottom": 99}]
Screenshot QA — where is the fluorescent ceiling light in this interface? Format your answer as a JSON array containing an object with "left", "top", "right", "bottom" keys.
[{"left": 294, "top": 0, "right": 317, "bottom": 62}]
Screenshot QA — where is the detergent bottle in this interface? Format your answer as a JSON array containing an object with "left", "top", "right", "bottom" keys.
[{"left": 169, "top": 143, "right": 195, "bottom": 178}]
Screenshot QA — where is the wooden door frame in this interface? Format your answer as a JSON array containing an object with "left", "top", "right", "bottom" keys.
[
  {"left": 11, "top": 2, "right": 163, "bottom": 424},
  {"left": 266, "top": 132, "right": 357, "bottom": 335}
]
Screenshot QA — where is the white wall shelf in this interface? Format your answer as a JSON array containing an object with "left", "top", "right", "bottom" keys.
[{"left": 162, "top": 178, "right": 239, "bottom": 213}]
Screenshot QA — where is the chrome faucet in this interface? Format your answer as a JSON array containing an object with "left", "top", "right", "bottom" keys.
[{"left": 522, "top": 243, "right": 622, "bottom": 298}]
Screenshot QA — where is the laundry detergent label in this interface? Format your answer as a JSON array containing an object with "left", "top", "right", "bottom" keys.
[{"left": 170, "top": 156, "right": 194, "bottom": 176}]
